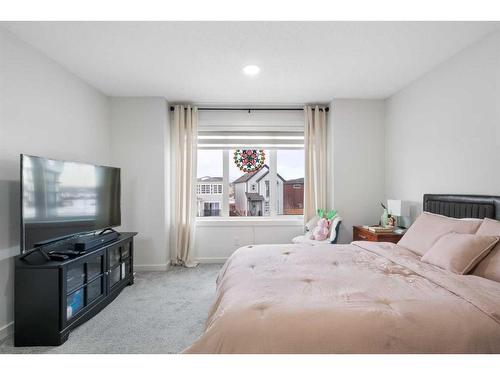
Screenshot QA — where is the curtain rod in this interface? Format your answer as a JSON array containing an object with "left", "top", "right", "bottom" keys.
[{"left": 169, "top": 106, "right": 329, "bottom": 112}]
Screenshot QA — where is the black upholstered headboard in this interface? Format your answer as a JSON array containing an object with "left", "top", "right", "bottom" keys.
[{"left": 423, "top": 194, "right": 500, "bottom": 220}]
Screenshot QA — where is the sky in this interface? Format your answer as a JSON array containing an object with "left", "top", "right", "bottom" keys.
[{"left": 197, "top": 149, "right": 304, "bottom": 182}]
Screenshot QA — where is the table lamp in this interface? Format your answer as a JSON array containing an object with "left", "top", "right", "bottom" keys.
[{"left": 387, "top": 199, "right": 410, "bottom": 228}]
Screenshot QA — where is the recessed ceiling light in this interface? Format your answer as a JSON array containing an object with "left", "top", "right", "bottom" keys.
[{"left": 243, "top": 65, "right": 260, "bottom": 76}]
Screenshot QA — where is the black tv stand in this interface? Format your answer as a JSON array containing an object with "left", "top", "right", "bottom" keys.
[{"left": 14, "top": 232, "right": 138, "bottom": 346}]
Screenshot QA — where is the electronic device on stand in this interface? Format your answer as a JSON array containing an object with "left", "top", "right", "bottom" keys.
[
  {"left": 15, "top": 154, "right": 135, "bottom": 346},
  {"left": 20, "top": 228, "right": 120, "bottom": 263}
]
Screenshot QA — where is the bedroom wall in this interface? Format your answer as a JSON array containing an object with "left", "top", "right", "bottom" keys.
[
  {"left": 109, "top": 97, "right": 170, "bottom": 271},
  {"left": 385, "top": 29, "right": 500, "bottom": 219},
  {"left": 0, "top": 27, "right": 111, "bottom": 339},
  {"left": 329, "top": 99, "right": 386, "bottom": 243}
]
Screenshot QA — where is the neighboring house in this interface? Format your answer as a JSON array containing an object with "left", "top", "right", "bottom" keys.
[
  {"left": 196, "top": 176, "right": 223, "bottom": 216},
  {"left": 283, "top": 178, "right": 304, "bottom": 215},
  {"left": 231, "top": 165, "right": 284, "bottom": 216}
]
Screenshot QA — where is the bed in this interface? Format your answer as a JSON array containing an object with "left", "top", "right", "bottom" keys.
[{"left": 184, "top": 194, "right": 500, "bottom": 353}]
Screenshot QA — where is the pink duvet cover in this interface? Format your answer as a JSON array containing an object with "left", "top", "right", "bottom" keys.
[{"left": 184, "top": 241, "right": 500, "bottom": 353}]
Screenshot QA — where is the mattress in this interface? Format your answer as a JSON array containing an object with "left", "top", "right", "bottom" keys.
[{"left": 184, "top": 241, "right": 500, "bottom": 353}]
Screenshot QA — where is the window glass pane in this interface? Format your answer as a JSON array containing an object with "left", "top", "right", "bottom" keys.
[
  {"left": 229, "top": 149, "right": 269, "bottom": 217},
  {"left": 197, "top": 150, "right": 223, "bottom": 217},
  {"left": 87, "top": 255, "right": 102, "bottom": 280},
  {"left": 66, "top": 288, "right": 84, "bottom": 321},
  {"left": 66, "top": 263, "right": 85, "bottom": 292},
  {"left": 86, "top": 277, "right": 103, "bottom": 304},
  {"left": 277, "top": 150, "right": 304, "bottom": 215}
]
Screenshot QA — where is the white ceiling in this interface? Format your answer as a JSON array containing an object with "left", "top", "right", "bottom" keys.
[{"left": 3, "top": 22, "right": 499, "bottom": 103}]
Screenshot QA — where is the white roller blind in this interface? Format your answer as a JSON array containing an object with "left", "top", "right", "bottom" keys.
[{"left": 197, "top": 109, "right": 304, "bottom": 150}]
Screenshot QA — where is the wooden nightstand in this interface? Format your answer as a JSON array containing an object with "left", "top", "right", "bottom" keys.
[{"left": 352, "top": 226, "right": 404, "bottom": 244}]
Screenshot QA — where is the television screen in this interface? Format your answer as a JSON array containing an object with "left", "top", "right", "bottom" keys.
[{"left": 21, "top": 154, "right": 121, "bottom": 252}]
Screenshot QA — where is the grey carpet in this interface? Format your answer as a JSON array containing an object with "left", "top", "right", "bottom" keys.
[{"left": 0, "top": 264, "right": 222, "bottom": 354}]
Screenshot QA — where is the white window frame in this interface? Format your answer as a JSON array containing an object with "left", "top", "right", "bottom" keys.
[
  {"left": 196, "top": 148, "right": 304, "bottom": 222},
  {"left": 196, "top": 108, "right": 305, "bottom": 222}
]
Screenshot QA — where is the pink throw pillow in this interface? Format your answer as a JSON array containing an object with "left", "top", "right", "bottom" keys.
[
  {"left": 421, "top": 233, "right": 498, "bottom": 274},
  {"left": 397, "top": 212, "right": 482, "bottom": 255},
  {"left": 472, "top": 218, "right": 500, "bottom": 282}
]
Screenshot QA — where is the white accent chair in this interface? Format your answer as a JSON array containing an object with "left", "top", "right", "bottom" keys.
[{"left": 292, "top": 216, "right": 343, "bottom": 245}]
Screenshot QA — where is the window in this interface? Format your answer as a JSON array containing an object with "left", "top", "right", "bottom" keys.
[
  {"left": 229, "top": 149, "right": 270, "bottom": 217},
  {"left": 277, "top": 150, "right": 305, "bottom": 215},
  {"left": 196, "top": 148, "right": 304, "bottom": 218},
  {"left": 196, "top": 108, "right": 305, "bottom": 219},
  {"left": 196, "top": 150, "right": 223, "bottom": 217},
  {"left": 203, "top": 202, "right": 220, "bottom": 217},
  {"left": 197, "top": 184, "right": 222, "bottom": 195}
]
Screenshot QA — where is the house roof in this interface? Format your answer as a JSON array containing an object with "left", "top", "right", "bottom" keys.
[
  {"left": 256, "top": 170, "right": 285, "bottom": 183},
  {"left": 232, "top": 164, "right": 285, "bottom": 184},
  {"left": 232, "top": 165, "right": 269, "bottom": 184},
  {"left": 284, "top": 177, "right": 304, "bottom": 184},
  {"left": 245, "top": 192, "right": 265, "bottom": 201},
  {"left": 197, "top": 176, "right": 223, "bottom": 182}
]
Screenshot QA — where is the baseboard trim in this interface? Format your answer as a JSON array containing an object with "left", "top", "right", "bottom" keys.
[
  {"left": 195, "top": 257, "right": 228, "bottom": 264},
  {"left": 134, "top": 262, "right": 170, "bottom": 272},
  {"left": 0, "top": 321, "right": 14, "bottom": 341}
]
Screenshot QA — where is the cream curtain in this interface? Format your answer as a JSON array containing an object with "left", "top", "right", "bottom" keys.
[
  {"left": 172, "top": 105, "right": 198, "bottom": 267},
  {"left": 304, "top": 105, "right": 328, "bottom": 222}
]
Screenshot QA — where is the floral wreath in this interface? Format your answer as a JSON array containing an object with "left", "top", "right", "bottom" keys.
[{"left": 233, "top": 150, "right": 266, "bottom": 172}]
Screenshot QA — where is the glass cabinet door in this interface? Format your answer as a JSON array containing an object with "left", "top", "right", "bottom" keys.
[
  {"left": 85, "top": 254, "right": 104, "bottom": 306},
  {"left": 66, "top": 288, "right": 84, "bottom": 320},
  {"left": 65, "top": 251, "right": 105, "bottom": 323},
  {"left": 122, "top": 242, "right": 131, "bottom": 260},
  {"left": 110, "top": 266, "right": 121, "bottom": 287},
  {"left": 66, "top": 263, "right": 85, "bottom": 292},
  {"left": 87, "top": 277, "right": 103, "bottom": 304},
  {"left": 108, "top": 246, "right": 121, "bottom": 268},
  {"left": 87, "top": 255, "right": 103, "bottom": 280},
  {"left": 107, "top": 241, "right": 132, "bottom": 290}
]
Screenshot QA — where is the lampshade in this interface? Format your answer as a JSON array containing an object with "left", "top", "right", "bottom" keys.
[{"left": 387, "top": 200, "right": 410, "bottom": 217}]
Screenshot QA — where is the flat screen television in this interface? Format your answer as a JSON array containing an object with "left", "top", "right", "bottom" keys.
[{"left": 20, "top": 154, "right": 121, "bottom": 252}]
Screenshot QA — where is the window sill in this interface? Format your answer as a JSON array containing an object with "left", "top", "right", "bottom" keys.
[{"left": 196, "top": 216, "right": 304, "bottom": 227}]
